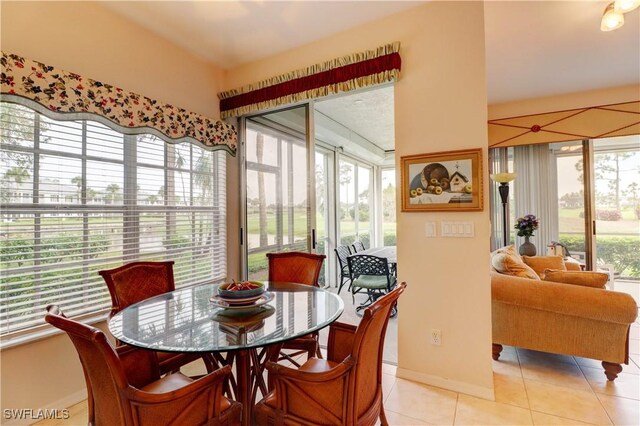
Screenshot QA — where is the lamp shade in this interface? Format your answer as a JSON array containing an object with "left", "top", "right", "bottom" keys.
[
  {"left": 614, "top": 0, "right": 640, "bottom": 13},
  {"left": 490, "top": 173, "right": 517, "bottom": 183},
  {"left": 601, "top": 3, "right": 625, "bottom": 31}
]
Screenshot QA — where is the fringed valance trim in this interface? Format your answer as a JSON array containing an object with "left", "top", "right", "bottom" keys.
[
  {"left": 218, "top": 42, "right": 401, "bottom": 118},
  {"left": 1, "top": 52, "right": 237, "bottom": 155}
]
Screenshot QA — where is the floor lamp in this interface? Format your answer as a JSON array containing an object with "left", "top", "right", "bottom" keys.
[{"left": 490, "top": 173, "right": 516, "bottom": 247}]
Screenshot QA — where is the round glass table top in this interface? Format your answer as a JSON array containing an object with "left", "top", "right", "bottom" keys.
[{"left": 108, "top": 281, "right": 344, "bottom": 352}]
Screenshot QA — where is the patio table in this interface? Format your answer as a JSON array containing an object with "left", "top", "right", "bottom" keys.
[
  {"left": 109, "top": 281, "right": 344, "bottom": 426},
  {"left": 350, "top": 245, "right": 397, "bottom": 264}
]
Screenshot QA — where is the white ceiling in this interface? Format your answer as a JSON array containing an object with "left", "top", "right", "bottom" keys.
[
  {"left": 102, "top": 1, "right": 640, "bottom": 154},
  {"left": 484, "top": 1, "right": 640, "bottom": 104},
  {"left": 315, "top": 86, "right": 395, "bottom": 151},
  {"left": 101, "top": 1, "right": 423, "bottom": 68}
]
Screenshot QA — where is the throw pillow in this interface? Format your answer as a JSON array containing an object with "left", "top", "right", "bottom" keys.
[
  {"left": 543, "top": 269, "right": 608, "bottom": 289},
  {"left": 522, "top": 256, "right": 566, "bottom": 279},
  {"left": 492, "top": 252, "right": 540, "bottom": 280}
]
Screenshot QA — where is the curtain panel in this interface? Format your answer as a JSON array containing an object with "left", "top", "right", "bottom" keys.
[
  {"left": 1, "top": 52, "right": 237, "bottom": 155},
  {"left": 488, "top": 101, "right": 640, "bottom": 148},
  {"left": 513, "top": 144, "right": 559, "bottom": 253},
  {"left": 218, "top": 42, "right": 401, "bottom": 119}
]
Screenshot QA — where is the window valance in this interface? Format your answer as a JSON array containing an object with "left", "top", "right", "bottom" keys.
[
  {"left": 218, "top": 42, "right": 401, "bottom": 119},
  {"left": 489, "top": 101, "right": 640, "bottom": 148},
  {"left": 1, "top": 52, "right": 237, "bottom": 155}
]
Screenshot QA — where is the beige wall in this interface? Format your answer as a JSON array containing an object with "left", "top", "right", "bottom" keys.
[
  {"left": 225, "top": 1, "right": 494, "bottom": 397},
  {"left": 488, "top": 84, "right": 640, "bottom": 120},
  {"left": 0, "top": 1, "right": 224, "bottom": 118},
  {"left": 0, "top": 1, "right": 234, "bottom": 418}
]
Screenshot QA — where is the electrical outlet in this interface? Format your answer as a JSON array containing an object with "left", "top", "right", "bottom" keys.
[{"left": 430, "top": 329, "right": 441, "bottom": 346}]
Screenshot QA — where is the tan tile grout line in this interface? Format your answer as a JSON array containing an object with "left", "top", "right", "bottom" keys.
[
  {"left": 514, "top": 348, "right": 536, "bottom": 425},
  {"left": 451, "top": 392, "right": 459, "bottom": 426},
  {"left": 574, "top": 355, "right": 616, "bottom": 426},
  {"left": 514, "top": 348, "right": 617, "bottom": 425}
]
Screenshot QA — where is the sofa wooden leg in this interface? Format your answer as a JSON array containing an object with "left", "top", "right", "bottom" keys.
[
  {"left": 602, "top": 361, "right": 622, "bottom": 381},
  {"left": 492, "top": 344, "right": 503, "bottom": 361}
]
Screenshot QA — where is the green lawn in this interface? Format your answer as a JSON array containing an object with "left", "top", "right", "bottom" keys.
[{"left": 559, "top": 208, "right": 639, "bottom": 235}]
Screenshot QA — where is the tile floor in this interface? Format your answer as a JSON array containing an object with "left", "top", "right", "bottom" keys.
[{"left": 34, "top": 324, "right": 640, "bottom": 426}]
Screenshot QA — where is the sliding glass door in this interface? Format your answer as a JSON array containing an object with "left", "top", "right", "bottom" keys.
[
  {"left": 315, "top": 148, "right": 335, "bottom": 286},
  {"left": 243, "top": 105, "right": 314, "bottom": 280},
  {"left": 338, "top": 156, "right": 374, "bottom": 248},
  {"left": 592, "top": 137, "right": 640, "bottom": 280},
  {"left": 493, "top": 135, "right": 639, "bottom": 281}
]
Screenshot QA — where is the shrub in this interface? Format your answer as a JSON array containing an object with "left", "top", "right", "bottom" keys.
[
  {"left": 596, "top": 210, "right": 622, "bottom": 221},
  {"left": 559, "top": 233, "right": 640, "bottom": 279}
]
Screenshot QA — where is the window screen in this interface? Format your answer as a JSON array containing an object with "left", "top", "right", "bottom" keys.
[{"left": 0, "top": 103, "right": 227, "bottom": 339}]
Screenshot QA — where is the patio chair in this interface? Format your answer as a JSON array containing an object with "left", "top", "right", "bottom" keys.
[
  {"left": 44, "top": 305, "right": 241, "bottom": 426},
  {"left": 334, "top": 245, "right": 353, "bottom": 294},
  {"left": 352, "top": 240, "right": 366, "bottom": 253},
  {"left": 254, "top": 282, "right": 407, "bottom": 426},
  {"left": 348, "top": 254, "right": 397, "bottom": 316},
  {"left": 267, "top": 251, "right": 326, "bottom": 366}
]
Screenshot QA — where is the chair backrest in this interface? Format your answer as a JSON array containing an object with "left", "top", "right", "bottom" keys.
[
  {"left": 352, "top": 241, "right": 366, "bottom": 253},
  {"left": 267, "top": 252, "right": 326, "bottom": 286},
  {"left": 334, "top": 245, "right": 352, "bottom": 274},
  {"left": 347, "top": 254, "right": 390, "bottom": 279},
  {"left": 349, "top": 282, "right": 406, "bottom": 420},
  {"left": 44, "top": 305, "right": 133, "bottom": 426},
  {"left": 99, "top": 261, "right": 175, "bottom": 317}
]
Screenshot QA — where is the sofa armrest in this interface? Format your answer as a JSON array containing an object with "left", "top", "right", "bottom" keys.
[{"left": 491, "top": 272, "right": 637, "bottom": 325}]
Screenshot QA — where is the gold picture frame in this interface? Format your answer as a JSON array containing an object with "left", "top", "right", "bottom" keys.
[{"left": 401, "top": 148, "right": 483, "bottom": 212}]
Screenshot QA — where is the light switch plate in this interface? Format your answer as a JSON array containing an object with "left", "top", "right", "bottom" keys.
[
  {"left": 441, "top": 221, "right": 474, "bottom": 237},
  {"left": 425, "top": 222, "right": 436, "bottom": 237}
]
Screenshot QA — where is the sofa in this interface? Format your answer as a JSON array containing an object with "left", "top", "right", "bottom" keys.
[{"left": 490, "top": 247, "right": 638, "bottom": 381}]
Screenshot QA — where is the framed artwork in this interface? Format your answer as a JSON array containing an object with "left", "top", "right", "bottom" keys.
[{"left": 401, "top": 148, "right": 483, "bottom": 212}]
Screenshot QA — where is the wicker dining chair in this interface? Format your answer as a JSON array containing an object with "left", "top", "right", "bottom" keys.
[
  {"left": 255, "top": 282, "right": 407, "bottom": 426},
  {"left": 334, "top": 245, "right": 353, "bottom": 294},
  {"left": 98, "top": 261, "right": 210, "bottom": 375},
  {"left": 44, "top": 305, "right": 241, "bottom": 426},
  {"left": 348, "top": 254, "right": 397, "bottom": 315},
  {"left": 267, "top": 251, "right": 326, "bottom": 366}
]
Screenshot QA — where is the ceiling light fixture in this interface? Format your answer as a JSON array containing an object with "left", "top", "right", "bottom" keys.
[
  {"left": 614, "top": 0, "right": 640, "bottom": 13},
  {"left": 601, "top": 2, "right": 625, "bottom": 31}
]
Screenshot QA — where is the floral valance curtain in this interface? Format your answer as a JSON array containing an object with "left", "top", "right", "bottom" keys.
[
  {"left": 218, "top": 42, "right": 401, "bottom": 119},
  {"left": 1, "top": 52, "right": 237, "bottom": 155}
]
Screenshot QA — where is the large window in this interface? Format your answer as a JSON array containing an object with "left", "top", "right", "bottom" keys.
[
  {"left": 338, "top": 157, "right": 374, "bottom": 247},
  {"left": 0, "top": 103, "right": 226, "bottom": 339}
]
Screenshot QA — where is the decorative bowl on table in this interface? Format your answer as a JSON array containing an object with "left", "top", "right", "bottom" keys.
[{"left": 217, "top": 280, "right": 265, "bottom": 299}]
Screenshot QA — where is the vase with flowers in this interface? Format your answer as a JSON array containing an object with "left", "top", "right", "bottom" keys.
[{"left": 515, "top": 214, "right": 539, "bottom": 256}]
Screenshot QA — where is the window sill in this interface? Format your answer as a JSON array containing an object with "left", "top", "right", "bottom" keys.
[{"left": 0, "top": 311, "right": 109, "bottom": 351}]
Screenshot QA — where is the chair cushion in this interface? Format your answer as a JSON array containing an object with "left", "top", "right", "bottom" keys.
[
  {"left": 352, "top": 275, "right": 388, "bottom": 289},
  {"left": 298, "top": 358, "right": 339, "bottom": 373},
  {"left": 523, "top": 255, "right": 566, "bottom": 278},
  {"left": 543, "top": 269, "right": 608, "bottom": 289},
  {"left": 491, "top": 247, "right": 539, "bottom": 280},
  {"left": 140, "top": 372, "right": 193, "bottom": 393},
  {"left": 141, "top": 372, "right": 232, "bottom": 411}
]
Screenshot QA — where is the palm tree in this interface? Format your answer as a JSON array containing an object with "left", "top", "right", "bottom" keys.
[
  {"left": 105, "top": 184, "right": 121, "bottom": 205},
  {"left": 71, "top": 175, "right": 82, "bottom": 203},
  {"left": 1, "top": 166, "right": 30, "bottom": 210},
  {"left": 146, "top": 194, "right": 158, "bottom": 205}
]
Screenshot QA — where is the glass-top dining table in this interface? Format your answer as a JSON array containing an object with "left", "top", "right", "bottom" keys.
[{"left": 109, "top": 281, "right": 344, "bottom": 426}]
